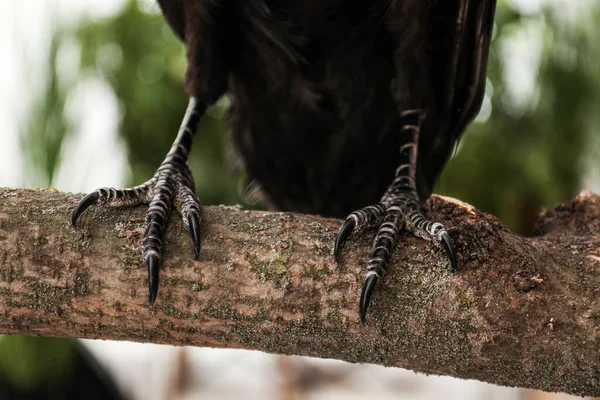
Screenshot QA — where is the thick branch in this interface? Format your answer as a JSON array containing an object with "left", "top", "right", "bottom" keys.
[{"left": 1, "top": 187, "right": 600, "bottom": 395}]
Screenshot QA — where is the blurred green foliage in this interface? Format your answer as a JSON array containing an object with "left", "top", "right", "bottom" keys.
[
  {"left": 5, "top": 0, "right": 600, "bottom": 389},
  {"left": 0, "top": 335, "right": 76, "bottom": 390},
  {"left": 21, "top": 31, "right": 71, "bottom": 187}
]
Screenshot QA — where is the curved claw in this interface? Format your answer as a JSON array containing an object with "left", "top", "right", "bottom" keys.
[
  {"left": 440, "top": 232, "right": 456, "bottom": 273},
  {"left": 71, "top": 192, "right": 100, "bottom": 227},
  {"left": 334, "top": 218, "right": 356, "bottom": 262},
  {"left": 359, "top": 274, "right": 379, "bottom": 324},
  {"left": 147, "top": 254, "right": 160, "bottom": 306},
  {"left": 188, "top": 213, "right": 201, "bottom": 260}
]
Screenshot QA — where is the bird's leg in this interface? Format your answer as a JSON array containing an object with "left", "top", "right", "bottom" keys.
[
  {"left": 334, "top": 109, "right": 456, "bottom": 323},
  {"left": 72, "top": 97, "right": 205, "bottom": 305}
]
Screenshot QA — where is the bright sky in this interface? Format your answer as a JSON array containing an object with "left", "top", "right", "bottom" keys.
[{"left": 0, "top": 0, "right": 128, "bottom": 190}]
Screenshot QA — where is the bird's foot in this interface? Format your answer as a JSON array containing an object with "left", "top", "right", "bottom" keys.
[
  {"left": 72, "top": 158, "right": 201, "bottom": 305},
  {"left": 72, "top": 98, "right": 205, "bottom": 306},
  {"left": 72, "top": 160, "right": 201, "bottom": 305},
  {"left": 334, "top": 192, "right": 456, "bottom": 324}
]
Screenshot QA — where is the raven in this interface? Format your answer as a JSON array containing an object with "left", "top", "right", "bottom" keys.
[{"left": 72, "top": 0, "right": 496, "bottom": 322}]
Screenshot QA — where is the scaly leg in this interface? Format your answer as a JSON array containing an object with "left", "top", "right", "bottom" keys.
[
  {"left": 334, "top": 109, "right": 456, "bottom": 323},
  {"left": 72, "top": 98, "right": 205, "bottom": 305}
]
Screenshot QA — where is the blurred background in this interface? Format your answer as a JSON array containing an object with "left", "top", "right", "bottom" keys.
[{"left": 0, "top": 0, "right": 599, "bottom": 398}]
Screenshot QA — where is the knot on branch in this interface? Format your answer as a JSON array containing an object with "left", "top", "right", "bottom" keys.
[{"left": 534, "top": 191, "right": 600, "bottom": 236}]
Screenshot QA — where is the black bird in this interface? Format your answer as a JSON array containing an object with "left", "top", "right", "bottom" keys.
[{"left": 72, "top": 0, "right": 496, "bottom": 322}]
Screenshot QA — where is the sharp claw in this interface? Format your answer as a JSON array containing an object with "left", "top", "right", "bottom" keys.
[
  {"left": 72, "top": 192, "right": 100, "bottom": 227},
  {"left": 334, "top": 218, "right": 356, "bottom": 262},
  {"left": 359, "top": 274, "right": 379, "bottom": 325},
  {"left": 441, "top": 232, "right": 456, "bottom": 273},
  {"left": 147, "top": 254, "right": 160, "bottom": 306},
  {"left": 188, "top": 213, "right": 201, "bottom": 260}
]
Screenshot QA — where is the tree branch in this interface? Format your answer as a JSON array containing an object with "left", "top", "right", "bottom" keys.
[{"left": 1, "top": 187, "right": 600, "bottom": 395}]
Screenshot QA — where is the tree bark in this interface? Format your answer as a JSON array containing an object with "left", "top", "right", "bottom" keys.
[{"left": 0, "top": 187, "right": 599, "bottom": 396}]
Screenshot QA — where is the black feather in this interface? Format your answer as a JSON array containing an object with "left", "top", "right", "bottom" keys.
[{"left": 157, "top": 0, "right": 496, "bottom": 216}]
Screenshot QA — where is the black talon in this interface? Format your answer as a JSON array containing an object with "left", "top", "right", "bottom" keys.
[
  {"left": 334, "top": 218, "right": 355, "bottom": 262},
  {"left": 71, "top": 192, "right": 100, "bottom": 227},
  {"left": 188, "top": 213, "right": 201, "bottom": 260},
  {"left": 440, "top": 232, "right": 456, "bottom": 273},
  {"left": 359, "top": 275, "right": 379, "bottom": 324},
  {"left": 147, "top": 254, "right": 160, "bottom": 306}
]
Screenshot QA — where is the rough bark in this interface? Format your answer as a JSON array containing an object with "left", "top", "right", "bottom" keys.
[{"left": 0, "top": 187, "right": 599, "bottom": 396}]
